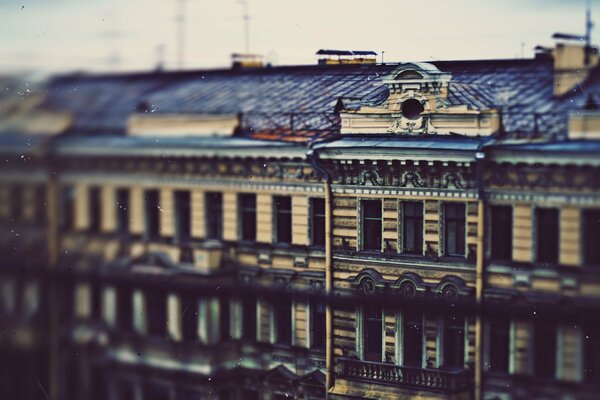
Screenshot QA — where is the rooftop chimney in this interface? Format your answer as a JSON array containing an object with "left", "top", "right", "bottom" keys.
[
  {"left": 551, "top": 40, "right": 599, "bottom": 96},
  {"left": 231, "top": 53, "right": 264, "bottom": 69}
]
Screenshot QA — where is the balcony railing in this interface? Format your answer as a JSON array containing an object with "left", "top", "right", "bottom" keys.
[{"left": 338, "top": 358, "right": 471, "bottom": 393}]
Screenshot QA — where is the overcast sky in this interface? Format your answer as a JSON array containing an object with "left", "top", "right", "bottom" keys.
[{"left": 0, "top": 0, "right": 594, "bottom": 74}]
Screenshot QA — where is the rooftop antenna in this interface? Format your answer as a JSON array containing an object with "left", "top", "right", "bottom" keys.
[
  {"left": 238, "top": 0, "right": 250, "bottom": 53},
  {"left": 176, "top": 0, "right": 187, "bottom": 69},
  {"left": 381, "top": 51, "right": 385, "bottom": 64}
]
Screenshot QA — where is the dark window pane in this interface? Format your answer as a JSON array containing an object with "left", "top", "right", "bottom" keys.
[
  {"left": 443, "top": 315, "right": 465, "bottom": 368},
  {"left": 242, "top": 296, "right": 257, "bottom": 341},
  {"left": 534, "top": 320, "right": 556, "bottom": 378},
  {"left": 403, "top": 311, "right": 423, "bottom": 367},
  {"left": 146, "top": 289, "right": 167, "bottom": 337},
  {"left": 362, "top": 200, "right": 382, "bottom": 251},
  {"left": 444, "top": 204, "right": 465, "bottom": 256},
  {"left": 117, "top": 285, "right": 133, "bottom": 332},
  {"left": 90, "top": 284, "right": 101, "bottom": 319},
  {"left": 60, "top": 186, "right": 75, "bottom": 231},
  {"left": 206, "top": 192, "right": 223, "bottom": 240},
  {"left": 311, "top": 302, "right": 326, "bottom": 350},
  {"left": 583, "top": 209, "right": 600, "bottom": 266},
  {"left": 145, "top": 190, "right": 160, "bottom": 240},
  {"left": 491, "top": 206, "right": 512, "bottom": 261},
  {"left": 311, "top": 198, "right": 326, "bottom": 246},
  {"left": 536, "top": 208, "right": 559, "bottom": 264},
  {"left": 585, "top": 323, "right": 600, "bottom": 382},
  {"left": 181, "top": 294, "right": 198, "bottom": 342},
  {"left": 116, "top": 188, "right": 129, "bottom": 234},
  {"left": 89, "top": 187, "right": 101, "bottom": 233},
  {"left": 145, "top": 384, "right": 169, "bottom": 400},
  {"left": 220, "top": 298, "right": 230, "bottom": 341},
  {"left": 488, "top": 317, "right": 510, "bottom": 373},
  {"left": 275, "top": 299, "right": 292, "bottom": 345},
  {"left": 363, "top": 305, "right": 382, "bottom": 362},
  {"left": 35, "top": 185, "right": 47, "bottom": 225},
  {"left": 239, "top": 194, "right": 256, "bottom": 241},
  {"left": 403, "top": 202, "right": 423, "bottom": 254},
  {"left": 275, "top": 196, "right": 292, "bottom": 244},
  {"left": 174, "top": 190, "right": 191, "bottom": 242}
]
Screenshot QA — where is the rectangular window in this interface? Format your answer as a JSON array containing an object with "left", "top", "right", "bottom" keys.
[
  {"left": 274, "top": 196, "right": 292, "bottom": 244},
  {"left": 242, "top": 296, "right": 257, "bottom": 341},
  {"left": 274, "top": 299, "right": 292, "bottom": 345},
  {"left": 89, "top": 187, "right": 101, "bottom": 233},
  {"left": 488, "top": 317, "right": 510, "bottom": 373},
  {"left": 116, "top": 188, "right": 129, "bottom": 234},
  {"left": 117, "top": 285, "right": 133, "bottom": 332},
  {"left": 60, "top": 186, "right": 75, "bottom": 231},
  {"left": 444, "top": 203, "right": 466, "bottom": 256},
  {"left": 363, "top": 305, "right": 382, "bottom": 362},
  {"left": 361, "top": 200, "right": 382, "bottom": 251},
  {"left": 403, "top": 311, "right": 423, "bottom": 367},
  {"left": 220, "top": 298, "right": 230, "bottom": 341},
  {"left": 90, "top": 284, "right": 101, "bottom": 319},
  {"left": 174, "top": 190, "right": 191, "bottom": 242},
  {"left": 310, "top": 198, "right": 326, "bottom": 246},
  {"left": 181, "top": 294, "right": 198, "bottom": 342},
  {"left": 144, "top": 190, "right": 160, "bottom": 240},
  {"left": 584, "top": 323, "right": 600, "bottom": 383},
  {"left": 443, "top": 315, "right": 465, "bottom": 368},
  {"left": 403, "top": 202, "right": 423, "bottom": 255},
  {"left": 206, "top": 192, "right": 223, "bottom": 240},
  {"left": 146, "top": 289, "right": 167, "bottom": 337},
  {"left": 35, "top": 185, "right": 47, "bottom": 225},
  {"left": 491, "top": 205, "right": 512, "bottom": 261},
  {"left": 583, "top": 209, "right": 600, "bottom": 266},
  {"left": 536, "top": 208, "right": 559, "bottom": 264},
  {"left": 310, "top": 301, "right": 326, "bottom": 350},
  {"left": 239, "top": 194, "right": 256, "bottom": 241},
  {"left": 10, "top": 185, "right": 23, "bottom": 223},
  {"left": 533, "top": 320, "right": 556, "bottom": 379}
]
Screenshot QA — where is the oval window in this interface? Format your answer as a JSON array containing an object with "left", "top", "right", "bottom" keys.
[{"left": 401, "top": 99, "right": 424, "bottom": 120}]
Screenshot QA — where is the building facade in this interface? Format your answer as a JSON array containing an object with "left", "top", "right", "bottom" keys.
[{"left": 0, "top": 42, "right": 599, "bottom": 400}]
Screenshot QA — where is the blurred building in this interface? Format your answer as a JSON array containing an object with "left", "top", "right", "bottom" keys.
[{"left": 0, "top": 42, "right": 599, "bottom": 400}]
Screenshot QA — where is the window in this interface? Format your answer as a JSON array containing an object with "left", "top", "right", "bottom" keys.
[
  {"left": 536, "top": 208, "right": 559, "bottom": 264},
  {"left": 181, "top": 294, "right": 198, "bottom": 342},
  {"left": 533, "top": 320, "right": 556, "bottom": 379},
  {"left": 274, "top": 299, "right": 292, "bottom": 345},
  {"left": 60, "top": 186, "right": 75, "bottom": 231},
  {"left": 206, "top": 192, "right": 223, "bottom": 240},
  {"left": 116, "top": 188, "right": 129, "bottom": 234},
  {"left": 310, "top": 198, "right": 326, "bottom": 246},
  {"left": 242, "top": 296, "right": 256, "bottom": 341},
  {"left": 174, "top": 190, "right": 191, "bottom": 242},
  {"left": 403, "top": 311, "right": 423, "bottom": 367},
  {"left": 310, "top": 301, "right": 326, "bottom": 350},
  {"left": 220, "top": 298, "right": 230, "bottom": 341},
  {"left": 583, "top": 209, "right": 600, "bottom": 266},
  {"left": 402, "top": 202, "right": 423, "bottom": 255},
  {"left": 491, "top": 205, "right": 512, "bottom": 261},
  {"left": 363, "top": 305, "right": 382, "bottom": 362},
  {"left": 146, "top": 289, "right": 167, "bottom": 337},
  {"left": 88, "top": 187, "right": 101, "bottom": 233},
  {"left": 488, "top": 317, "right": 509, "bottom": 373},
  {"left": 145, "top": 384, "right": 170, "bottom": 400},
  {"left": 444, "top": 203, "right": 465, "bottom": 256},
  {"left": 144, "top": 190, "right": 160, "bottom": 240},
  {"left": 34, "top": 185, "right": 47, "bottom": 225},
  {"left": 274, "top": 196, "right": 292, "bottom": 244},
  {"left": 361, "top": 200, "right": 382, "bottom": 251},
  {"left": 10, "top": 185, "right": 23, "bottom": 223},
  {"left": 584, "top": 323, "right": 600, "bottom": 383},
  {"left": 90, "top": 284, "right": 101, "bottom": 320},
  {"left": 239, "top": 194, "right": 256, "bottom": 241},
  {"left": 443, "top": 315, "right": 465, "bottom": 368},
  {"left": 117, "top": 285, "right": 133, "bottom": 332}
]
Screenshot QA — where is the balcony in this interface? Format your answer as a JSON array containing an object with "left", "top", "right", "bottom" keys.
[{"left": 338, "top": 358, "right": 471, "bottom": 393}]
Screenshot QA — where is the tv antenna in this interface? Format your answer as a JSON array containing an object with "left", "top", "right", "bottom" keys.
[
  {"left": 238, "top": 0, "right": 250, "bottom": 53},
  {"left": 176, "top": 0, "right": 187, "bottom": 69}
]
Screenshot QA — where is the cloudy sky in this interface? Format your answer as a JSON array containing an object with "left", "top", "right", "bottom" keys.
[{"left": 0, "top": 0, "right": 593, "bottom": 74}]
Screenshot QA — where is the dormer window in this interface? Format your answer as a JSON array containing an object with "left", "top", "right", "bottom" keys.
[{"left": 401, "top": 99, "right": 424, "bottom": 120}]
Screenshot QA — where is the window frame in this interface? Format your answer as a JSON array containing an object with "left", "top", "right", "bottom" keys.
[
  {"left": 144, "top": 189, "right": 160, "bottom": 241},
  {"left": 359, "top": 199, "right": 383, "bottom": 252},
  {"left": 116, "top": 188, "right": 129, "bottom": 235},
  {"left": 310, "top": 197, "right": 326, "bottom": 247},
  {"left": 238, "top": 193, "right": 257, "bottom": 242},
  {"left": 273, "top": 195, "right": 292, "bottom": 245},
  {"left": 205, "top": 192, "right": 223, "bottom": 240},
  {"left": 88, "top": 186, "right": 101, "bottom": 233},
  {"left": 582, "top": 208, "right": 600, "bottom": 267},
  {"left": 400, "top": 201, "right": 424, "bottom": 255},
  {"left": 490, "top": 205, "right": 513, "bottom": 262},
  {"left": 174, "top": 190, "right": 191, "bottom": 243},
  {"left": 535, "top": 207, "right": 559, "bottom": 265},
  {"left": 442, "top": 203, "right": 466, "bottom": 257}
]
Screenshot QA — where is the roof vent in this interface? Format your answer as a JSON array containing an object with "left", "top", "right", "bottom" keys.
[
  {"left": 231, "top": 53, "right": 264, "bottom": 69},
  {"left": 316, "top": 49, "right": 377, "bottom": 65}
]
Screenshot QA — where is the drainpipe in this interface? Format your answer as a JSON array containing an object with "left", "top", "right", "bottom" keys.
[
  {"left": 306, "top": 147, "right": 333, "bottom": 398},
  {"left": 474, "top": 149, "right": 486, "bottom": 400}
]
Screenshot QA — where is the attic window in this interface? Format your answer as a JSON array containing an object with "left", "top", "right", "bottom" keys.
[{"left": 401, "top": 99, "right": 424, "bottom": 120}]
